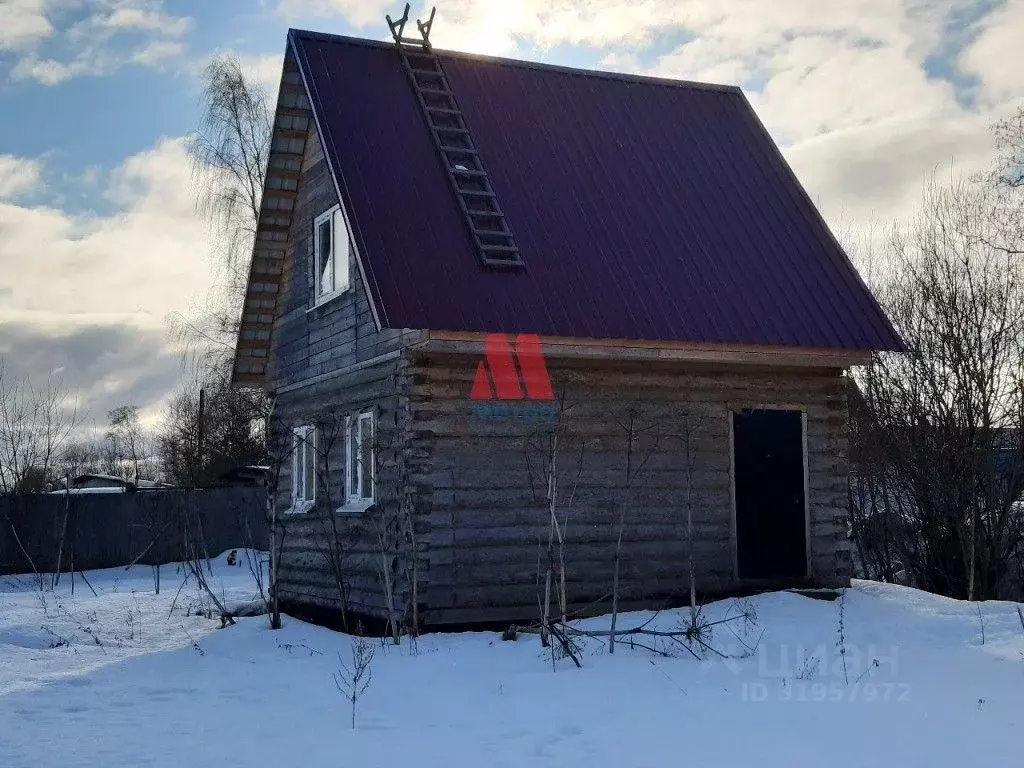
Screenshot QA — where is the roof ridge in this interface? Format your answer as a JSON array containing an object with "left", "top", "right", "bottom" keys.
[{"left": 287, "top": 28, "right": 743, "bottom": 95}]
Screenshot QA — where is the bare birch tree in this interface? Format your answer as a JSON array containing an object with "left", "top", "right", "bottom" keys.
[
  {"left": 263, "top": 402, "right": 293, "bottom": 629},
  {"left": 0, "top": 362, "right": 79, "bottom": 495},
  {"left": 106, "top": 405, "right": 145, "bottom": 482},
  {"left": 991, "top": 106, "right": 1024, "bottom": 194},
  {"left": 364, "top": 410, "right": 410, "bottom": 646},
  {"left": 608, "top": 405, "right": 660, "bottom": 654},
  {"left": 984, "top": 105, "right": 1024, "bottom": 259},
  {"left": 58, "top": 438, "right": 104, "bottom": 480},
  {"left": 311, "top": 408, "right": 355, "bottom": 632},
  {"left": 181, "top": 54, "right": 272, "bottom": 351},
  {"left": 177, "top": 491, "right": 236, "bottom": 626},
  {"left": 161, "top": 55, "right": 272, "bottom": 491},
  {"left": 0, "top": 362, "right": 79, "bottom": 586},
  {"left": 672, "top": 403, "right": 707, "bottom": 628},
  {"left": 366, "top": 408, "right": 420, "bottom": 642},
  {"left": 524, "top": 395, "right": 585, "bottom": 667}
]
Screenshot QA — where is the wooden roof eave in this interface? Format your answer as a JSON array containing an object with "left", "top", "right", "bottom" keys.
[
  {"left": 418, "top": 331, "right": 872, "bottom": 369},
  {"left": 231, "top": 47, "right": 314, "bottom": 389}
]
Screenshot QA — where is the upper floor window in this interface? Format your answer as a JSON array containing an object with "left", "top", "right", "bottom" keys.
[
  {"left": 314, "top": 205, "right": 350, "bottom": 303},
  {"left": 291, "top": 425, "right": 316, "bottom": 511}
]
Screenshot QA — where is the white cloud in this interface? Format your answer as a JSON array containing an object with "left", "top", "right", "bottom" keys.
[
  {"left": 276, "top": 0, "right": 670, "bottom": 53},
  {"left": 0, "top": 154, "right": 43, "bottom": 199},
  {"left": 753, "top": 39, "right": 956, "bottom": 144},
  {"left": 5, "top": 0, "right": 192, "bottom": 85},
  {"left": 236, "top": 52, "right": 285, "bottom": 93},
  {"left": 0, "top": 318, "right": 184, "bottom": 426},
  {"left": 11, "top": 53, "right": 97, "bottom": 84},
  {"left": 0, "top": 138, "right": 215, "bottom": 418},
  {"left": 276, "top": 0, "right": 394, "bottom": 29},
  {"left": 426, "top": 0, "right": 669, "bottom": 54},
  {"left": 611, "top": 0, "right": 1023, "bottom": 242},
  {"left": 274, "top": 0, "right": 983, "bottom": 59},
  {"left": 65, "top": 0, "right": 191, "bottom": 42},
  {"left": 784, "top": 111, "right": 996, "bottom": 235},
  {"left": 960, "top": 0, "right": 1024, "bottom": 109},
  {"left": 184, "top": 51, "right": 285, "bottom": 106},
  {"left": 0, "top": 0, "right": 53, "bottom": 52},
  {"left": 642, "top": 2, "right": 972, "bottom": 141},
  {"left": 102, "top": 4, "right": 191, "bottom": 36},
  {"left": 131, "top": 39, "right": 185, "bottom": 67},
  {"left": 273, "top": 0, "right": 676, "bottom": 56},
  {"left": 0, "top": 137, "right": 212, "bottom": 338}
]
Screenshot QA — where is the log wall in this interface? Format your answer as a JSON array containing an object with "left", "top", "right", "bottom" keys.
[
  {"left": 272, "top": 355, "right": 413, "bottom": 619},
  {"left": 408, "top": 352, "right": 852, "bottom": 625}
]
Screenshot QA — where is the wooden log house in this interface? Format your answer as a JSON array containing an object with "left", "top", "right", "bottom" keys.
[{"left": 233, "top": 20, "right": 903, "bottom": 627}]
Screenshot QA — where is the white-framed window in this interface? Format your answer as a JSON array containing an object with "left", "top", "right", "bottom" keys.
[
  {"left": 345, "top": 411, "right": 374, "bottom": 506},
  {"left": 313, "top": 205, "right": 350, "bottom": 303},
  {"left": 291, "top": 425, "right": 316, "bottom": 511}
]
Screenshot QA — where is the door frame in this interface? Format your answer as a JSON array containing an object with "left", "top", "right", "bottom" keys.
[{"left": 728, "top": 405, "right": 812, "bottom": 582}]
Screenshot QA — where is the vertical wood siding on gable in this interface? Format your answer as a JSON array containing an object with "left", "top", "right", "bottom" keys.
[{"left": 269, "top": 123, "right": 418, "bottom": 390}]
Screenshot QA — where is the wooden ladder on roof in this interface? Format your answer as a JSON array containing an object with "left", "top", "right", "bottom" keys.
[{"left": 386, "top": 4, "right": 523, "bottom": 269}]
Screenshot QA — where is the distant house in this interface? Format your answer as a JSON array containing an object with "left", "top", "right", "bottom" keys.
[
  {"left": 217, "top": 465, "right": 270, "bottom": 488},
  {"left": 69, "top": 474, "right": 133, "bottom": 491},
  {"left": 233, "top": 24, "right": 902, "bottom": 627},
  {"left": 51, "top": 474, "right": 171, "bottom": 494}
]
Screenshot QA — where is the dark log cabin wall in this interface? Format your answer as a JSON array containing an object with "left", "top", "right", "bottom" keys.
[
  {"left": 406, "top": 348, "right": 853, "bottom": 625},
  {"left": 269, "top": 118, "right": 421, "bottom": 619}
]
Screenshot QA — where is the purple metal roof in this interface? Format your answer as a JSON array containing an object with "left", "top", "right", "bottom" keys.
[{"left": 290, "top": 30, "right": 902, "bottom": 352}]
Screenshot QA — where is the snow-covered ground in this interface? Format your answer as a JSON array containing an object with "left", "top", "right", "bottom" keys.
[{"left": 1, "top": 554, "right": 1022, "bottom": 768}]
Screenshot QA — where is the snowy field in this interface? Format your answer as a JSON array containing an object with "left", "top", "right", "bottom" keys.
[{"left": 1, "top": 553, "right": 1023, "bottom": 768}]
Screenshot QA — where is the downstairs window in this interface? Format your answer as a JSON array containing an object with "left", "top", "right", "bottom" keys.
[
  {"left": 291, "top": 425, "right": 316, "bottom": 511},
  {"left": 345, "top": 411, "right": 374, "bottom": 506}
]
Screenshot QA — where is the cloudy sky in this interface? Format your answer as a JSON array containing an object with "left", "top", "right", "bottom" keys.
[{"left": 1, "top": 0, "right": 1022, "bottom": 428}]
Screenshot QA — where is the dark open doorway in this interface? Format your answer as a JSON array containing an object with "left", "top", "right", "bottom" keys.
[{"left": 732, "top": 408, "right": 808, "bottom": 581}]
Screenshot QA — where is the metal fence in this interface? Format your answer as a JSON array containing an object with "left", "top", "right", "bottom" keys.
[{"left": 0, "top": 487, "right": 268, "bottom": 576}]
